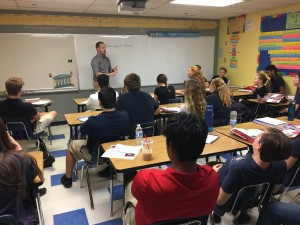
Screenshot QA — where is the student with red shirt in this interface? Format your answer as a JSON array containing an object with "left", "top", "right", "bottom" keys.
[{"left": 123, "top": 112, "right": 220, "bottom": 225}]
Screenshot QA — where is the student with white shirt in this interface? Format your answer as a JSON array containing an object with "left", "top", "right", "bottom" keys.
[{"left": 86, "top": 74, "right": 119, "bottom": 110}]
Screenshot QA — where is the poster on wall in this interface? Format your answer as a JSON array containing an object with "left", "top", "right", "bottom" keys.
[
  {"left": 258, "top": 11, "right": 300, "bottom": 76},
  {"left": 227, "top": 15, "right": 245, "bottom": 68}
]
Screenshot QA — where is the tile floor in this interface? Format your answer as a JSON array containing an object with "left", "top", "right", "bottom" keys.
[{"left": 21, "top": 124, "right": 300, "bottom": 225}]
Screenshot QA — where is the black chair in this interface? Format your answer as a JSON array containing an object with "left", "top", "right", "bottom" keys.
[
  {"left": 165, "top": 98, "right": 181, "bottom": 104},
  {"left": 129, "top": 122, "right": 157, "bottom": 139},
  {"left": 0, "top": 214, "right": 18, "bottom": 225},
  {"left": 277, "top": 161, "right": 300, "bottom": 202},
  {"left": 4, "top": 117, "right": 48, "bottom": 152},
  {"left": 153, "top": 217, "right": 203, "bottom": 225},
  {"left": 211, "top": 182, "right": 270, "bottom": 224}
]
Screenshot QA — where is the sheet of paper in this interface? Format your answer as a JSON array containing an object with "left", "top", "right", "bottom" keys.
[
  {"left": 78, "top": 116, "right": 89, "bottom": 122},
  {"left": 253, "top": 117, "right": 286, "bottom": 126},
  {"left": 206, "top": 134, "right": 219, "bottom": 144},
  {"left": 32, "top": 100, "right": 51, "bottom": 105},
  {"left": 101, "top": 144, "right": 141, "bottom": 160},
  {"left": 160, "top": 107, "right": 180, "bottom": 113}
]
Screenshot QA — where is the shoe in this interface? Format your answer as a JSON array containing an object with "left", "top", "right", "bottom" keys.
[
  {"left": 97, "top": 166, "right": 116, "bottom": 179},
  {"left": 212, "top": 212, "right": 221, "bottom": 224},
  {"left": 234, "top": 211, "right": 251, "bottom": 224},
  {"left": 44, "top": 155, "right": 55, "bottom": 168},
  {"left": 38, "top": 187, "right": 47, "bottom": 196},
  {"left": 61, "top": 175, "right": 72, "bottom": 188}
]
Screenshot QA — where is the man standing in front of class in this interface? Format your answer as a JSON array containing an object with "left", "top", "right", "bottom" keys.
[{"left": 91, "top": 42, "right": 118, "bottom": 91}]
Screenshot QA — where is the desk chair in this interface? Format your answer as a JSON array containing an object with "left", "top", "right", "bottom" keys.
[
  {"left": 277, "top": 161, "right": 300, "bottom": 202},
  {"left": 5, "top": 117, "right": 48, "bottom": 152},
  {"left": 211, "top": 182, "right": 270, "bottom": 224},
  {"left": 0, "top": 214, "right": 18, "bottom": 225},
  {"left": 130, "top": 122, "right": 157, "bottom": 139}
]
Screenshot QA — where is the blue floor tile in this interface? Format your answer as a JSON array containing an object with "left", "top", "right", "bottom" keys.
[
  {"left": 94, "top": 218, "right": 123, "bottom": 225},
  {"left": 49, "top": 134, "right": 65, "bottom": 140},
  {"left": 51, "top": 149, "right": 67, "bottom": 158},
  {"left": 107, "top": 184, "right": 124, "bottom": 201},
  {"left": 54, "top": 208, "right": 88, "bottom": 225},
  {"left": 51, "top": 173, "right": 77, "bottom": 187}
]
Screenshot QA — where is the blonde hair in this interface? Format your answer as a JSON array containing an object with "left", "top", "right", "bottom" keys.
[
  {"left": 5, "top": 77, "right": 24, "bottom": 95},
  {"left": 190, "top": 65, "right": 206, "bottom": 96},
  {"left": 210, "top": 78, "right": 232, "bottom": 108},
  {"left": 184, "top": 79, "right": 206, "bottom": 118}
]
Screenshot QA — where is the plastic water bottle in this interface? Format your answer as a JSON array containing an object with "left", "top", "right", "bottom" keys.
[
  {"left": 135, "top": 124, "right": 143, "bottom": 146},
  {"left": 205, "top": 103, "right": 214, "bottom": 132},
  {"left": 227, "top": 80, "right": 230, "bottom": 88},
  {"left": 230, "top": 111, "right": 237, "bottom": 128},
  {"left": 288, "top": 100, "right": 295, "bottom": 121}
]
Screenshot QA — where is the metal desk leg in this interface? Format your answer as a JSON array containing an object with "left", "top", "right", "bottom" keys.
[
  {"left": 110, "top": 164, "right": 114, "bottom": 217},
  {"left": 48, "top": 126, "right": 53, "bottom": 145},
  {"left": 35, "top": 188, "right": 45, "bottom": 225}
]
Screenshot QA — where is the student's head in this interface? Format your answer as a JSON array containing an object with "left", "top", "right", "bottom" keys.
[
  {"left": 98, "top": 87, "right": 116, "bottom": 109},
  {"left": 5, "top": 77, "right": 24, "bottom": 96},
  {"left": 219, "top": 67, "right": 227, "bottom": 78},
  {"left": 156, "top": 74, "right": 168, "bottom": 85},
  {"left": 292, "top": 73, "right": 300, "bottom": 88},
  {"left": 254, "top": 73, "right": 267, "bottom": 86},
  {"left": 265, "top": 65, "right": 278, "bottom": 78},
  {"left": 97, "top": 74, "right": 109, "bottom": 88},
  {"left": 253, "top": 128, "right": 292, "bottom": 163},
  {"left": 163, "top": 112, "right": 208, "bottom": 162},
  {"left": 95, "top": 41, "right": 106, "bottom": 55},
  {"left": 187, "top": 65, "right": 200, "bottom": 79},
  {"left": 184, "top": 79, "right": 206, "bottom": 118},
  {"left": 124, "top": 73, "right": 141, "bottom": 91},
  {"left": 195, "top": 65, "right": 202, "bottom": 70},
  {"left": 210, "top": 78, "right": 232, "bottom": 108}
]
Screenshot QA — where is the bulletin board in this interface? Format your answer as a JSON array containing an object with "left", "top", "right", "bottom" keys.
[{"left": 258, "top": 11, "right": 300, "bottom": 75}]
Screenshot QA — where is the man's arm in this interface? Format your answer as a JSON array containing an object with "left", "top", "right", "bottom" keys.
[
  {"left": 217, "top": 188, "right": 232, "bottom": 206},
  {"left": 31, "top": 112, "right": 41, "bottom": 123},
  {"left": 278, "top": 86, "right": 285, "bottom": 94}
]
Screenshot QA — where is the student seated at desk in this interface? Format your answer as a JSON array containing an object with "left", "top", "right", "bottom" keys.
[
  {"left": 195, "top": 64, "right": 209, "bottom": 88},
  {"left": 179, "top": 79, "right": 206, "bottom": 118},
  {"left": 212, "top": 128, "right": 292, "bottom": 224},
  {"left": 206, "top": 78, "right": 234, "bottom": 126},
  {"left": 0, "top": 77, "right": 56, "bottom": 167},
  {"left": 280, "top": 72, "right": 300, "bottom": 118},
  {"left": 116, "top": 73, "right": 159, "bottom": 136},
  {"left": 265, "top": 64, "right": 285, "bottom": 94},
  {"left": 211, "top": 67, "right": 228, "bottom": 85},
  {"left": 124, "top": 113, "right": 219, "bottom": 225},
  {"left": 153, "top": 74, "right": 175, "bottom": 104},
  {"left": 0, "top": 117, "right": 44, "bottom": 225},
  {"left": 252, "top": 73, "right": 268, "bottom": 99},
  {"left": 61, "top": 87, "right": 129, "bottom": 188},
  {"left": 176, "top": 65, "right": 207, "bottom": 96},
  {"left": 86, "top": 74, "right": 119, "bottom": 110}
]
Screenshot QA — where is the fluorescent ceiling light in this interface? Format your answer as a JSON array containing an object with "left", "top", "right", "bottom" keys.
[{"left": 170, "top": 0, "right": 244, "bottom": 7}]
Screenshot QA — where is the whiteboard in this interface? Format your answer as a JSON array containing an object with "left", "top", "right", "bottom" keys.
[
  {"left": 75, "top": 34, "right": 215, "bottom": 89},
  {"left": 0, "top": 33, "right": 78, "bottom": 93}
]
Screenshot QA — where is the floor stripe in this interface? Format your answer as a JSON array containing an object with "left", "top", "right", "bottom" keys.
[
  {"left": 94, "top": 218, "right": 123, "bottom": 225},
  {"left": 107, "top": 184, "right": 124, "bottom": 201},
  {"left": 51, "top": 149, "right": 67, "bottom": 158},
  {"left": 51, "top": 172, "right": 77, "bottom": 187}
]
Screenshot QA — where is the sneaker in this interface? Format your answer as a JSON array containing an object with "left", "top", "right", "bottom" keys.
[
  {"left": 97, "top": 166, "right": 116, "bottom": 179},
  {"left": 61, "top": 175, "right": 72, "bottom": 188},
  {"left": 44, "top": 155, "right": 55, "bottom": 168},
  {"left": 212, "top": 212, "right": 221, "bottom": 224},
  {"left": 234, "top": 211, "right": 251, "bottom": 224}
]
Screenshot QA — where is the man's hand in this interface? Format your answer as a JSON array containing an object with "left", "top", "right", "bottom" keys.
[{"left": 213, "top": 163, "right": 224, "bottom": 172}]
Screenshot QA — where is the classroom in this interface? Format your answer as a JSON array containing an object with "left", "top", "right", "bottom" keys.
[{"left": 0, "top": 1, "right": 300, "bottom": 225}]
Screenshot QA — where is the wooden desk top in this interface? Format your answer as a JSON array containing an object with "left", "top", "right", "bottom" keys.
[
  {"left": 231, "top": 90, "right": 253, "bottom": 97},
  {"left": 247, "top": 98, "right": 290, "bottom": 107},
  {"left": 214, "top": 116, "right": 300, "bottom": 145},
  {"left": 102, "top": 132, "right": 247, "bottom": 172},
  {"left": 73, "top": 98, "right": 88, "bottom": 106},
  {"left": 28, "top": 151, "right": 43, "bottom": 184},
  {"left": 64, "top": 111, "right": 101, "bottom": 126}
]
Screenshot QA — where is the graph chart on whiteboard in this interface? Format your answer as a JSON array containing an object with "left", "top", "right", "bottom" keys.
[{"left": 258, "top": 11, "right": 300, "bottom": 76}]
